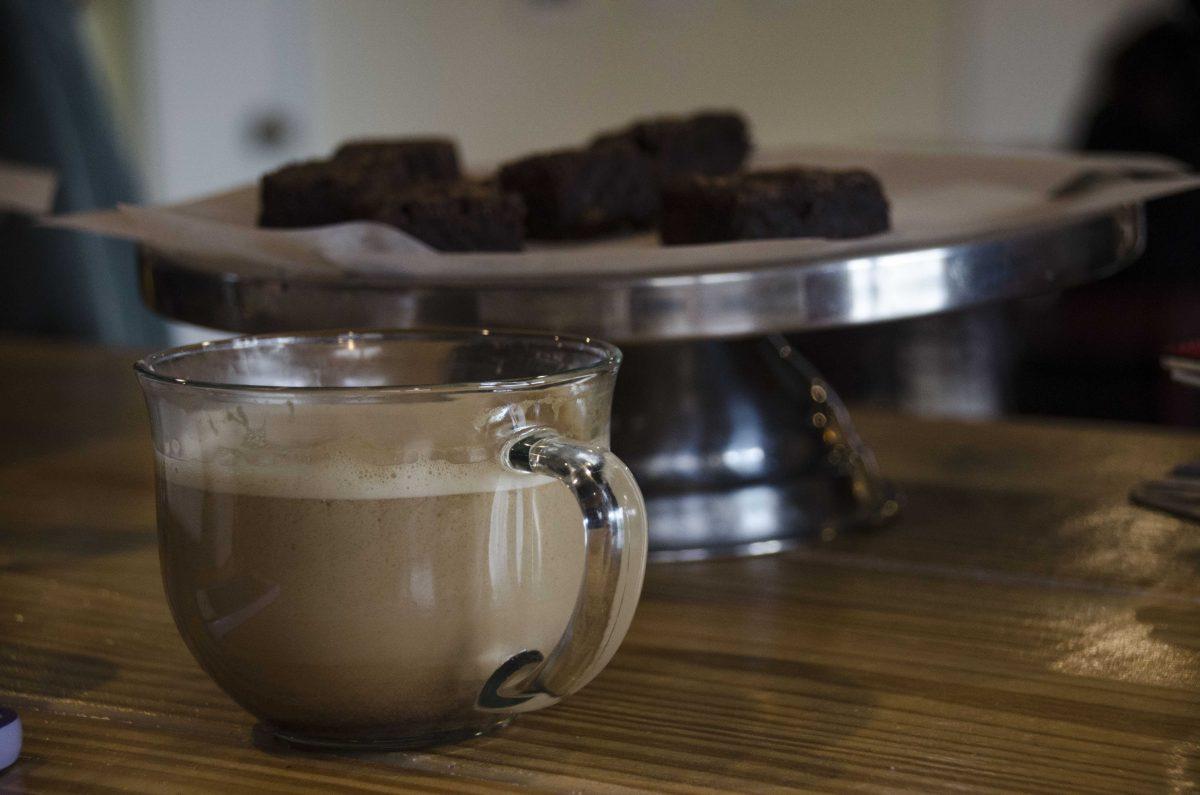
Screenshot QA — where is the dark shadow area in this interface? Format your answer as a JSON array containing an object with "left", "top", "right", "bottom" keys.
[
  {"left": 0, "top": 764, "right": 29, "bottom": 794},
  {"left": 249, "top": 719, "right": 511, "bottom": 758},
  {"left": 1136, "top": 603, "right": 1200, "bottom": 652},
  {"left": 1182, "top": 546, "right": 1200, "bottom": 578},
  {"left": 0, "top": 524, "right": 154, "bottom": 573},
  {"left": 1008, "top": 194, "right": 1200, "bottom": 426},
  {"left": 822, "top": 482, "right": 1084, "bottom": 566},
  {"left": 0, "top": 643, "right": 117, "bottom": 700},
  {"left": 794, "top": 305, "right": 1017, "bottom": 421}
]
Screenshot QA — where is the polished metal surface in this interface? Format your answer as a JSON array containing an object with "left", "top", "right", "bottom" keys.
[
  {"left": 613, "top": 336, "right": 898, "bottom": 561},
  {"left": 140, "top": 206, "right": 1144, "bottom": 343},
  {"left": 139, "top": 206, "right": 1146, "bottom": 558}
]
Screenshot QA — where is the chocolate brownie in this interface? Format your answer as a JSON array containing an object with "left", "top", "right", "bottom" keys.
[
  {"left": 333, "top": 137, "right": 461, "bottom": 182},
  {"left": 593, "top": 110, "right": 751, "bottom": 180},
  {"left": 497, "top": 143, "right": 657, "bottom": 239},
  {"left": 260, "top": 138, "right": 461, "bottom": 229},
  {"left": 258, "top": 160, "right": 362, "bottom": 228},
  {"left": 367, "top": 182, "right": 525, "bottom": 252},
  {"left": 660, "top": 168, "right": 890, "bottom": 245}
]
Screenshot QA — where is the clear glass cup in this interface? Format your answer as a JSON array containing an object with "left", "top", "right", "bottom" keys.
[{"left": 134, "top": 328, "right": 647, "bottom": 750}]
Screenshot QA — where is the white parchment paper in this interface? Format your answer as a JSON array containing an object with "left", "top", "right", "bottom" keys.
[{"left": 47, "top": 146, "right": 1200, "bottom": 283}]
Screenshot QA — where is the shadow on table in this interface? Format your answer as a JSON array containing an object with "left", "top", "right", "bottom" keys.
[
  {"left": 0, "top": 643, "right": 118, "bottom": 699},
  {"left": 0, "top": 764, "right": 29, "bottom": 794},
  {"left": 0, "top": 524, "right": 153, "bottom": 573},
  {"left": 1136, "top": 603, "right": 1200, "bottom": 652}
]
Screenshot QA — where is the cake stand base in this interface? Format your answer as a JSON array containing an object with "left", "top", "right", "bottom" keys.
[{"left": 611, "top": 336, "right": 898, "bottom": 561}]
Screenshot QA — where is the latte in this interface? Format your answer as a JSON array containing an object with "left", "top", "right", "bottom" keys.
[{"left": 156, "top": 453, "right": 585, "bottom": 741}]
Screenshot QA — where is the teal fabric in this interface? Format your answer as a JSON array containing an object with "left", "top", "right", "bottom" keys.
[{"left": 0, "top": 0, "right": 168, "bottom": 346}]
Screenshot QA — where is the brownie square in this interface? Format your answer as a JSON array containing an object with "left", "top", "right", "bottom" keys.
[
  {"left": 660, "top": 168, "right": 890, "bottom": 245},
  {"left": 593, "top": 110, "right": 751, "bottom": 180},
  {"left": 332, "top": 137, "right": 461, "bottom": 182},
  {"left": 497, "top": 143, "right": 657, "bottom": 239},
  {"left": 258, "top": 160, "right": 360, "bottom": 228},
  {"left": 366, "top": 182, "right": 525, "bottom": 252},
  {"left": 259, "top": 139, "right": 462, "bottom": 229}
]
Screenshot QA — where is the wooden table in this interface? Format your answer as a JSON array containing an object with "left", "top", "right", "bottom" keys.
[{"left": 0, "top": 338, "right": 1197, "bottom": 793}]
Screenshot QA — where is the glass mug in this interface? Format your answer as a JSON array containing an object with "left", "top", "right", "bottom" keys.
[{"left": 135, "top": 329, "right": 647, "bottom": 750}]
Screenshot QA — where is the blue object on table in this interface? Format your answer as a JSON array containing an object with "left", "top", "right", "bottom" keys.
[{"left": 0, "top": 706, "right": 19, "bottom": 771}]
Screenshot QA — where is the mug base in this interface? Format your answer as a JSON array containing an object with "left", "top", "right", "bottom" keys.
[{"left": 265, "top": 716, "right": 514, "bottom": 752}]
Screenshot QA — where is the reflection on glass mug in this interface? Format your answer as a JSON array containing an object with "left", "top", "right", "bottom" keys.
[{"left": 135, "top": 329, "right": 648, "bottom": 750}]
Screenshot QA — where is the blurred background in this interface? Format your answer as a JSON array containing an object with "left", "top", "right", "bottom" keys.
[
  {"left": 83, "top": 0, "right": 1149, "bottom": 200},
  {"left": 4, "top": 0, "right": 1198, "bottom": 423}
]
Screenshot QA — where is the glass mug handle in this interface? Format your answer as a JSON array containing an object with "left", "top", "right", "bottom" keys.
[{"left": 478, "top": 428, "right": 648, "bottom": 713}]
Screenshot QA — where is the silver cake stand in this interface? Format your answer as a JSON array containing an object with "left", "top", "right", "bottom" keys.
[{"left": 140, "top": 206, "right": 1144, "bottom": 560}]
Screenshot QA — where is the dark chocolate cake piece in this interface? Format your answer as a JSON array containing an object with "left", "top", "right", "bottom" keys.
[
  {"left": 333, "top": 137, "right": 461, "bottom": 183},
  {"left": 367, "top": 181, "right": 525, "bottom": 252},
  {"left": 258, "top": 159, "right": 362, "bottom": 228},
  {"left": 593, "top": 110, "right": 751, "bottom": 180},
  {"left": 260, "top": 138, "right": 461, "bottom": 229},
  {"left": 497, "top": 143, "right": 657, "bottom": 239},
  {"left": 660, "top": 168, "right": 890, "bottom": 245}
]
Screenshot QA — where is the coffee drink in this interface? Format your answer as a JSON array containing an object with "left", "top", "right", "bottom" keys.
[
  {"left": 156, "top": 453, "right": 585, "bottom": 739},
  {"left": 138, "top": 329, "right": 647, "bottom": 749}
]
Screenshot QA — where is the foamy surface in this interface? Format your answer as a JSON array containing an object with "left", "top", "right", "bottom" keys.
[{"left": 158, "top": 451, "right": 554, "bottom": 500}]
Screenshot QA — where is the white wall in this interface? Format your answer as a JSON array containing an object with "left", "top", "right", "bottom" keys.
[
  {"left": 310, "top": 0, "right": 956, "bottom": 166},
  {"left": 945, "top": 0, "right": 1167, "bottom": 148},
  {"left": 114, "top": 0, "right": 316, "bottom": 201},
  {"left": 87, "top": 0, "right": 1172, "bottom": 199}
]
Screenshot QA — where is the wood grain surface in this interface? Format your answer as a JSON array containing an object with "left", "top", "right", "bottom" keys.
[{"left": 0, "top": 337, "right": 1197, "bottom": 793}]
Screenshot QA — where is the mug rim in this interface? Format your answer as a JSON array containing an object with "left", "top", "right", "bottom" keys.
[{"left": 134, "top": 327, "right": 621, "bottom": 396}]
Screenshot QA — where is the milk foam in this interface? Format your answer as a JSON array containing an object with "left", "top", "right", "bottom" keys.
[{"left": 158, "top": 451, "right": 554, "bottom": 500}]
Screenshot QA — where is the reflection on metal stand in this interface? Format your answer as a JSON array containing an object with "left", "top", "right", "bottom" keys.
[
  {"left": 610, "top": 336, "right": 898, "bottom": 561},
  {"left": 766, "top": 334, "right": 900, "bottom": 529}
]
